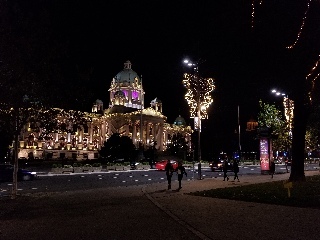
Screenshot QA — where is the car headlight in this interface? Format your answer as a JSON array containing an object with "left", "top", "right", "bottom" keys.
[{"left": 31, "top": 172, "right": 37, "bottom": 175}]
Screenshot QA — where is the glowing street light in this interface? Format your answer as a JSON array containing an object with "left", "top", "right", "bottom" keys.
[
  {"left": 271, "top": 88, "right": 294, "bottom": 168},
  {"left": 183, "top": 58, "right": 215, "bottom": 180},
  {"left": 271, "top": 89, "right": 294, "bottom": 134}
]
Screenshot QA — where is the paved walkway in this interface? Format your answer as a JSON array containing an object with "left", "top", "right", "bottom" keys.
[
  {"left": 1, "top": 171, "right": 319, "bottom": 240},
  {"left": 143, "top": 170, "right": 320, "bottom": 240}
]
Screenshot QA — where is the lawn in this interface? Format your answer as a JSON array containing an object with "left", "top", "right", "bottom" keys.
[{"left": 189, "top": 175, "right": 320, "bottom": 209}]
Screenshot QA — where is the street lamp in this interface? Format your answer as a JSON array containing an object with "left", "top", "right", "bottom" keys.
[
  {"left": 271, "top": 89, "right": 294, "bottom": 167},
  {"left": 183, "top": 59, "right": 215, "bottom": 180},
  {"left": 271, "top": 89, "right": 294, "bottom": 135}
]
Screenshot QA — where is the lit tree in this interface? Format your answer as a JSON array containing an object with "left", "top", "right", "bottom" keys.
[
  {"left": 183, "top": 59, "right": 215, "bottom": 179},
  {"left": 252, "top": 0, "right": 320, "bottom": 181},
  {"left": 257, "top": 100, "right": 289, "bottom": 154},
  {"left": 166, "top": 133, "right": 189, "bottom": 160},
  {"left": 0, "top": 1, "right": 94, "bottom": 198},
  {"left": 182, "top": 73, "right": 215, "bottom": 119},
  {"left": 99, "top": 133, "right": 137, "bottom": 163}
]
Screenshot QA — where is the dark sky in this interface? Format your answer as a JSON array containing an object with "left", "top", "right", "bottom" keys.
[{"left": 1, "top": 0, "right": 320, "bottom": 156}]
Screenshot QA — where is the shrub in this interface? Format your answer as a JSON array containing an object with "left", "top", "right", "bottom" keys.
[
  {"left": 92, "top": 163, "right": 101, "bottom": 167},
  {"left": 52, "top": 164, "right": 57, "bottom": 168}
]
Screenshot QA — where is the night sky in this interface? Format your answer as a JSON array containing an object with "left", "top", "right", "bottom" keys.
[{"left": 1, "top": 0, "right": 320, "bottom": 157}]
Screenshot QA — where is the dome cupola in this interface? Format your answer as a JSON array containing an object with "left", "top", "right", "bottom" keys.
[
  {"left": 114, "top": 60, "right": 140, "bottom": 85},
  {"left": 108, "top": 60, "right": 144, "bottom": 110},
  {"left": 174, "top": 115, "right": 186, "bottom": 126}
]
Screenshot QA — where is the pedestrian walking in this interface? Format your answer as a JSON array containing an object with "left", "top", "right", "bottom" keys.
[
  {"left": 270, "top": 160, "right": 275, "bottom": 178},
  {"left": 223, "top": 159, "right": 229, "bottom": 181},
  {"left": 233, "top": 160, "right": 240, "bottom": 181},
  {"left": 165, "top": 160, "right": 174, "bottom": 190},
  {"left": 176, "top": 162, "right": 187, "bottom": 190},
  {"left": 285, "top": 158, "right": 289, "bottom": 173}
]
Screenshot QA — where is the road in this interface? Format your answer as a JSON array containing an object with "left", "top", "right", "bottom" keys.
[{"left": 1, "top": 163, "right": 318, "bottom": 197}]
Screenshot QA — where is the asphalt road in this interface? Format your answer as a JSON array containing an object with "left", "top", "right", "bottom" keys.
[{"left": 1, "top": 163, "right": 319, "bottom": 197}]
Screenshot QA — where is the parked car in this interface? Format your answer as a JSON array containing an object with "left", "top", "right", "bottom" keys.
[
  {"left": 209, "top": 160, "right": 233, "bottom": 172},
  {"left": 130, "top": 162, "right": 140, "bottom": 170},
  {"left": 0, "top": 164, "right": 37, "bottom": 182},
  {"left": 155, "top": 160, "right": 178, "bottom": 171}
]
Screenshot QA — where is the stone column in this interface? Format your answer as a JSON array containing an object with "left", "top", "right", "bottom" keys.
[
  {"left": 126, "top": 124, "right": 130, "bottom": 137},
  {"left": 132, "top": 122, "right": 137, "bottom": 144},
  {"left": 128, "top": 90, "right": 132, "bottom": 105},
  {"left": 67, "top": 133, "right": 71, "bottom": 143},
  {"left": 89, "top": 123, "right": 93, "bottom": 143},
  {"left": 101, "top": 121, "right": 106, "bottom": 143},
  {"left": 79, "top": 130, "right": 83, "bottom": 143},
  {"left": 159, "top": 124, "right": 164, "bottom": 151},
  {"left": 146, "top": 122, "right": 150, "bottom": 145}
]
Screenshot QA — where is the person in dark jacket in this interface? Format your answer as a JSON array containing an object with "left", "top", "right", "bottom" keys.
[
  {"left": 165, "top": 160, "right": 174, "bottom": 190},
  {"left": 233, "top": 160, "right": 240, "bottom": 181},
  {"left": 223, "top": 159, "right": 229, "bottom": 181},
  {"left": 176, "top": 162, "right": 187, "bottom": 190},
  {"left": 270, "top": 160, "right": 275, "bottom": 178}
]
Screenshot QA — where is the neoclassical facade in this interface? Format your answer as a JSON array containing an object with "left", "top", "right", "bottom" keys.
[{"left": 16, "top": 61, "right": 192, "bottom": 160}]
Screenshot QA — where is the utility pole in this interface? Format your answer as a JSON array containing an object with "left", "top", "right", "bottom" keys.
[
  {"left": 197, "top": 79, "right": 202, "bottom": 179},
  {"left": 238, "top": 105, "right": 241, "bottom": 161},
  {"left": 11, "top": 107, "right": 19, "bottom": 199}
]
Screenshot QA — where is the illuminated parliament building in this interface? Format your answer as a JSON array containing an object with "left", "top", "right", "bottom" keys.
[{"left": 17, "top": 60, "right": 192, "bottom": 160}]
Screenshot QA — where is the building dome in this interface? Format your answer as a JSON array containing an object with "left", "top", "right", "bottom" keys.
[
  {"left": 174, "top": 115, "right": 186, "bottom": 126},
  {"left": 114, "top": 60, "right": 140, "bottom": 84}
]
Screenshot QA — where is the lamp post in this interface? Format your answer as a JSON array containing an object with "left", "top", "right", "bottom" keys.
[
  {"left": 183, "top": 59, "right": 215, "bottom": 180},
  {"left": 271, "top": 89, "right": 294, "bottom": 166}
]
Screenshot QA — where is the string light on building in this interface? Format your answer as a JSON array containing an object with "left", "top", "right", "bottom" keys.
[{"left": 183, "top": 59, "right": 215, "bottom": 180}]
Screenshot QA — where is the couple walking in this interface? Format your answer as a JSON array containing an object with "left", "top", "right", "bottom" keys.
[
  {"left": 223, "top": 159, "right": 240, "bottom": 182},
  {"left": 165, "top": 161, "right": 187, "bottom": 190}
]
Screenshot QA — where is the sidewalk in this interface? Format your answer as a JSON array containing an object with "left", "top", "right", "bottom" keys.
[
  {"left": 143, "top": 171, "right": 320, "bottom": 240},
  {"left": 1, "top": 170, "right": 319, "bottom": 240}
]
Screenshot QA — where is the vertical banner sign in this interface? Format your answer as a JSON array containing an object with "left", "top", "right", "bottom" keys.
[
  {"left": 260, "top": 138, "right": 270, "bottom": 171},
  {"left": 194, "top": 117, "right": 201, "bottom": 132}
]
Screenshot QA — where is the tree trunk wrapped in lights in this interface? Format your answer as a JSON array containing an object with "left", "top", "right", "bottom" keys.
[{"left": 182, "top": 61, "right": 215, "bottom": 180}]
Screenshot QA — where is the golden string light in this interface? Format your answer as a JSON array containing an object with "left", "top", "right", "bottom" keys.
[
  {"left": 182, "top": 73, "right": 215, "bottom": 119},
  {"left": 251, "top": 0, "right": 263, "bottom": 28},
  {"left": 251, "top": 0, "right": 255, "bottom": 28},
  {"left": 286, "top": 0, "right": 311, "bottom": 49},
  {"left": 306, "top": 54, "right": 320, "bottom": 104}
]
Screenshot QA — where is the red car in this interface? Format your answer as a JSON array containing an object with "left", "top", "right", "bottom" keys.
[{"left": 155, "top": 160, "right": 178, "bottom": 171}]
